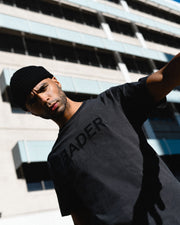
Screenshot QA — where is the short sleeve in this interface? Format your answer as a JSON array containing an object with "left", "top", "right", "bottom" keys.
[
  {"left": 109, "top": 76, "right": 166, "bottom": 125},
  {"left": 47, "top": 154, "right": 80, "bottom": 216}
]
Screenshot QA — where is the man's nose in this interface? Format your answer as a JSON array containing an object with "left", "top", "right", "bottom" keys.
[{"left": 37, "top": 93, "right": 50, "bottom": 105}]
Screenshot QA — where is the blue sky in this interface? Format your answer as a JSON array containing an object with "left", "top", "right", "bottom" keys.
[{"left": 171, "top": 0, "right": 180, "bottom": 3}]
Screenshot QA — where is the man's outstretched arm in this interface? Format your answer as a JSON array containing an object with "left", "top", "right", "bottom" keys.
[{"left": 146, "top": 52, "right": 180, "bottom": 103}]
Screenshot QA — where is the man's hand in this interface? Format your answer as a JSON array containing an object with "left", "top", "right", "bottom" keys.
[{"left": 147, "top": 52, "right": 180, "bottom": 102}]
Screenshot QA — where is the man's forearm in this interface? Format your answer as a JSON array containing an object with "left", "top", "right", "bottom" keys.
[{"left": 162, "top": 52, "right": 180, "bottom": 87}]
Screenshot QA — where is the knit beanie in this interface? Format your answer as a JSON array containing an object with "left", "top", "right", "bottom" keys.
[{"left": 10, "top": 66, "right": 53, "bottom": 110}]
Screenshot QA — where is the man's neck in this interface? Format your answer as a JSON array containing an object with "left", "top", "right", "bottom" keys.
[{"left": 54, "top": 98, "right": 83, "bottom": 128}]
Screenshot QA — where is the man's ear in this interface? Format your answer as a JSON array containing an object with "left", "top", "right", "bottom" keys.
[{"left": 52, "top": 76, "right": 62, "bottom": 88}]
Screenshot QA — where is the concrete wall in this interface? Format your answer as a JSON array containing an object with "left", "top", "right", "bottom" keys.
[{"left": 0, "top": 0, "right": 179, "bottom": 221}]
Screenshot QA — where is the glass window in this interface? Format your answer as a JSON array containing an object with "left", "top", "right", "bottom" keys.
[
  {"left": 27, "top": 180, "right": 54, "bottom": 191},
  {"left": 2, "top": 0, "right": 15, "bottom": 6},
  {"left": 105, "top": 0, "right": 119, "bottom": 3},
  {"left": 25, "top": 37, "right": 53, "bottom": 58},
  {"left": 135, "top": 57, "right": 152, "bottom": 75},
  {"left": 97, "top": 50, "right": 117, "bottom": 69},
  {"left": 138, "top": 26, "right": 180, "bottom": 49},
  {"left": 27, "top": 182, "right": 43, "bottom": 191},
  {"left": 82, "top": 10, "right": 100, "bottom": 28},
  {"left": 62, "top": 5, "right": 80, "bottom": 22},
  {"left": 15, "top": 0, "right": 29, "bottom": 9},
  {"left": 76, "top": 47, "right": 99, "bottom": 66},
  {"left": 44, "top": 180, "right": 54, "bottom": 189},
  {"left": 39, "top": 1, "right": 54, "bottom": 15},
  {"left": 121, "top": 55, "right": 138, "bottom": 73},
  {"left": 0, "top": 32, "right": 25, "bottom": 54},
  {"left": 126, "top": 0, "right": 180, "bottom": 25},
  {"left": 15, "top": 162, "right": 54, "bottom": 191},
  {"left": 52, "top": 43, "right": 77, "bottom": 63},
  {"left": 1, "top": 0, "right": 100, "bottom": 28},
  {"left": 0, "top": 32, "right": 12, "bottom": 52},
  {"left": 10, "top": 34, "right": 25, "bottom": 54},
  {"left": 121, "top": 54, "right": 152, "bottom": 74},
  {"left": 153, "top": 60, "right": 166, "bottom": 70},
  {"left": 52, "top": 4, "right": 64, "bottom": 19},
  {"left": 28, "top": 0, "right": 40, "bottom": 12},
  {"left": 105, "top": 17, "right": 134, "bottom": 37}
]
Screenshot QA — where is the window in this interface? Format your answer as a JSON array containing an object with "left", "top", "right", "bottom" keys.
[
  {"left": 1, "top": 0, "right": 15, "bottom": 6},
  {"left": 76, "top": 47, "right": 99, "bottom": 66},
  {"left": 17, "top": 162, "right": 54, "bottom": 192},
  {"left": 62, "top": 5, "right": 82, "bottom": 23},
  {"left": 0, "top": 32, "right": 13, "bottom": 52},
  {"left": 52, "top": 43, "right": 77, "bottom": 63},
  {"left": 61, "top": 5, "right": 100, "bottom": 28},
  {"left": 82, "top": 10, "right": 100, "bottom": 28},
  {"left": 15, "top": 0, "right": 30, "bottom": 10},
  {"left": 51, "top": 3, "right": 64, "bottom": 18},
  {"left": 138, "top": 26, "right": 180, "bottom": 49},
  {"left": 126, "top": 0, "right": 180, "bottom": 25},
  {"left": 0, "top": 31, "right": 25, "bottom": 54},
  {"left": 104, "top": 0, "right": 119, "bottom": 4},
  {"left": 27, "top": 180, "right": 54, "bottom": 191},
  {"left": 1, "top": 0, "right": 100, "bottom": 28},
  {"left": 121, "top": 54, "right": 152, "bottom": 75},
  {"left": 0, "top": 30, "right": 118, "bottom": 71},
  {"left": 136, "top": 59, "right": 151, "bottom": 75},
  {"left": 27, "top": 0, "right": 40, "bottom": 12},
  {"left": 105, "top": 17, "right": 134, "bottom": 37},
  {"left": 25, "top": 37, "right": 53, "bottom": 59},
  {"left": 39, "top": 1, "right": 55, "bottom": 15},
  {"left": 153, "top": 60, "right": 166, "bottom": 70},
  {"left": 97, "top": 50, "right": 117, "bottom": 69}
]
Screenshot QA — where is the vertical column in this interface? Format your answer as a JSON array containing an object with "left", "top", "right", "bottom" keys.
[
  {"left": 130, "top": 23, "right": 147, "bottom": 48},
  {"left": 120, "top": 0, "right": 129, "bottom": 12},
  {"left": 21, "top": 32, "right": 28, "bottom": 55},
  {"left": 131, "top": 22, "right": 157, "bottom": 72},
  {"left": 120, "top": 0, "right": 147, "bottom": 48},
  {"left": 114, "top": 51, "right": 131, "bottom": 82},
  {"left": 149, "top": 59, "right": 157, "bottom": 73},
  {"left": 97, "top": 12, "right": 131, "bottom": 82},
  {"left": 97, "top": 12, "right": 114, "bottom": 40}
]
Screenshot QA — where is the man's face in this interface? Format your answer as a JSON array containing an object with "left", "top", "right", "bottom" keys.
[{"left": 25, "top": 77, "right": 67, "bottom": 120}]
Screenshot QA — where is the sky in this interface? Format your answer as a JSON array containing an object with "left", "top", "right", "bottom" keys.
[{"left": 171, "top": 0, "right": 180, "bottom": 3}]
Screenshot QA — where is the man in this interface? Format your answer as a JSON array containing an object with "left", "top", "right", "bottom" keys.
[{"left": 10, "top": 53, "right": 180, "bottom": 225}]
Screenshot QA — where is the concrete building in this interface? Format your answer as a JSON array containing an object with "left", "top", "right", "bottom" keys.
[{"left": 0, "top": 0, "right": 180, "bottom": 224}]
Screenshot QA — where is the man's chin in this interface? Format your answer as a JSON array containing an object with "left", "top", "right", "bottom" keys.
[{"left": 40, "top": 115, "right": 51, "bottom": 119}]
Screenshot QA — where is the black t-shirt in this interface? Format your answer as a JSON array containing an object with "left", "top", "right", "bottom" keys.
[{"left": 48, "top": 77, "right": 180, "bottom": 225}]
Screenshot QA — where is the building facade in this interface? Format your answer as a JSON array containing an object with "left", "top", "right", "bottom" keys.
[{"left": 0, "top": 0, "right": 180, "bottom": 224}]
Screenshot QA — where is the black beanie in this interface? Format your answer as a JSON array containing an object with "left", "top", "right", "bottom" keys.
[{"left": 10, "top": 66, "right": 53, "bottom": 110}]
